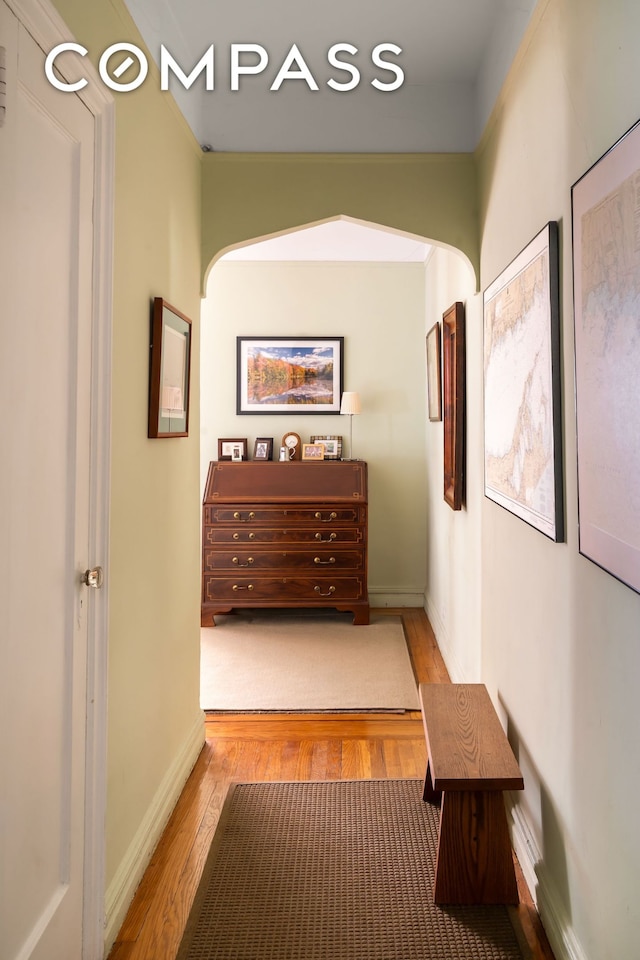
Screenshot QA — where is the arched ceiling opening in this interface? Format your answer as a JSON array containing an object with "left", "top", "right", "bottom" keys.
[{"left": 219, "top": 217, "right": 432, "bottom": 264}]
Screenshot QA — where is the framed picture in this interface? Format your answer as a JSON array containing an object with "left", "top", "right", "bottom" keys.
[
  {"left": 253, "top": 438, "right": 273, "bottom": 460},
  {"left": 310, "top": 435, "right": 342, "bottom": 460},
  {"left": 237, "top": 336, "right": 344, "bottom": 414},
  {"left": 302, "top": 443, "right": 325, "bottom": 461},
  {"left": 426, "top": 322, "right": 442, "bottom": 422},
  {"left": 572, "top": 119, "right": 640, "bottom": 592},
  {"left": 442, "top": 302, "right": 465, "bottom": 511},
  {"left": 148, "top": 298, "right": 192, "bottom": 438},
  {"left": 483, "top": 222, "right": 563, "bottom": 541},
  {"left": 218, "top": 438, "right": 248, "bottom": 461}
]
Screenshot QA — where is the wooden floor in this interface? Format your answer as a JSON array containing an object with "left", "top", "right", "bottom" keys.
[{"left": 107, "top": 608, "right": 555, "bottom": 960}]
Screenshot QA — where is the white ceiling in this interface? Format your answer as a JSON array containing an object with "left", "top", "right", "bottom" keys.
[{"left": 124, "top": 0, "right": 538, "bottom": 154}]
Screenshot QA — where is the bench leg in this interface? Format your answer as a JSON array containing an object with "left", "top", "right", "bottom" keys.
[
  {"left": 433, "top": 790, "right": 519, "bottom": 905},
  {"left": 422, "top": 759, "right": 441, "bottom": 805}
]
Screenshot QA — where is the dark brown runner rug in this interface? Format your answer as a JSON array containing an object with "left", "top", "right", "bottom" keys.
[{"left": 177, "top": 779, "right": 529, "bottom": 960}]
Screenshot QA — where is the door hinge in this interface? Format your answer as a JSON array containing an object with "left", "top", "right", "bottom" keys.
[{"left": 0, "top": 47, "right": 6, "bottom": 127}]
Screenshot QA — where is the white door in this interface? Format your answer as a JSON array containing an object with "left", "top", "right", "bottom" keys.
[{"left": 0, "top": 3, "right": 108, "bottom": 957}]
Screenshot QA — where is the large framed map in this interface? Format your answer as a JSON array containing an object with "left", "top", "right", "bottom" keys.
[
  {"left": 483, "top": 222, "right": 563, "bottom": 540},
  {"left": 572, "top": 120, "right": 640, "bottom": 594}
]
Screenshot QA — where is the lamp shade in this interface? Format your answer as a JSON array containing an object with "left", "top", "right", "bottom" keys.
[{"left": 340, "top": 392, "right": 361, "bottom": 416}]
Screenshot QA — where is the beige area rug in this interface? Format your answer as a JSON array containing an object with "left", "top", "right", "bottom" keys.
[
  {"left": 177, "top": 779, "right": 528, "bottom": 960},
  {"left": 200, "top": 611, "right": 420, "bottom": 712}
]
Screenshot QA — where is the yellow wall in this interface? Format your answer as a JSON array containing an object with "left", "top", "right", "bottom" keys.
[
  {"left": 202, "top": 260, "right": 428, "bottom": 603},
  {"left": 51, "top": 0, "right": 203, "bottom": 945},
  {"left": 201, "top": 153, "right": 479, "bottom": 289}
]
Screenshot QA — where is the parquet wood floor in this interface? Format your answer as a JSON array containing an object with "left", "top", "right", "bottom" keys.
[{"left": 106, "top": 608, "right": 555, "bottom": 960}]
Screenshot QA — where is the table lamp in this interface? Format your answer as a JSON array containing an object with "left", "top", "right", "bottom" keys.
[{"left": 340, "top": 391, "right": 361, "bottom": 460}]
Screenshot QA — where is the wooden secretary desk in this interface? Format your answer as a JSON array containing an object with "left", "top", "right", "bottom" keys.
[{"left": 201, "top": 460, "right": 369, "bottom": 625}]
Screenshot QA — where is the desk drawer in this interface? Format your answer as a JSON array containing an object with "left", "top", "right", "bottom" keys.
[
  {"left": 203, "top": 575, "right": 366, "bottom": 603},
  {"left": 203, "top": 525, "right": 365, "bottom": 546},
  {"left": 203, "top": 548, "right": 364, "bottom": 572},
  {"left": 204, "top": 505, "right": 364, "bottom": 525}
]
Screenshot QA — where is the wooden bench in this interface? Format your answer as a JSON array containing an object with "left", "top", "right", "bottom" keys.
[{"left": 419, "top": 682, "right": 524, "bottom": 905}]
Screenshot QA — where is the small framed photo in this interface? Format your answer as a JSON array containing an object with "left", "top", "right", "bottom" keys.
[
  {"left": 310, "top": 435, "right": 342, "bottom": 460},
  {"left": 253, "top": 438, "right": 273, "bottom": 460},
  {"left": 302, "top": 443, "right": 325, "bottom": 461},
  {"left": 218, "top": 438, "right": 248, "bottom": 461}
]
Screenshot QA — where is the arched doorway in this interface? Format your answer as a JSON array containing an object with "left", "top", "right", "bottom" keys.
[{"left": 200, "top": 214, "right": 476, "bottom": 614}]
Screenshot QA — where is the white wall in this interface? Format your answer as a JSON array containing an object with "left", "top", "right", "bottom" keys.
[
  {"left": 423, "top": 246, "right": 482, "bottom": 683},
  {"left": 472, "top": 2, "right": 640, "bottom": 959},
  {"left": 202, "top": 260, "right": 428, "bottom": 605}
]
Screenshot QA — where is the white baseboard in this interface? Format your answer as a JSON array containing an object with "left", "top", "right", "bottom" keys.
[
  {"left": 510, "top": 803, "right": 588, "bottom": 960},
  {"left": 423, "top": 594, "right": 466, "bottom": 682},
  {"left": 103, "top": 709, "right": 205, "bottom": 953},
  {"left": 369, "top": 588, "right": 424, "bottom": 607}
]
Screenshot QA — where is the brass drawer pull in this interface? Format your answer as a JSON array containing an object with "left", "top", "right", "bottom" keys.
[
  {"left": 315, "top": 532, "right": 337, "bottom": 542},
  {"left": 232, "top": 584, "right": 254, "bottom": 591},
  {"left": 233, "top": 511, "right": 255, "bottom": 521},
  {"left": 232, "top": 557, "right": 254, "bottom": 566},
  {"left": 314, "top": 557, "right": 336, "bottom": 564},
  {"left": 314, "top": 585, "right": 336, "bottom": 596},
  {"left": 233, "top": 532, "right": 256, "bottom": 540},
  {"left": 315, "top": 511, "right": 337, "bottom": 522}
]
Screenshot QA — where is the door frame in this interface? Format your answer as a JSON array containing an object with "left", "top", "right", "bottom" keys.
[{"left": 6, "top": 0, "right": 114, "bottom": 955}]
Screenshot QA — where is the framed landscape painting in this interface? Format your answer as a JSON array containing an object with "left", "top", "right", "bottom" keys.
[
  {"left": 483, "top": 222, "right": 563, "bottom": 541},
  {"left": 237, "top": 337, "right": 344, "bottom": 414},
  {"left": 572, "top": 120, "right": 640, "bottom": 593}
]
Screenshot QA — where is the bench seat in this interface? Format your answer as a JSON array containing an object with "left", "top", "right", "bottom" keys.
[{"left": 419, "top": 683, "right": 524, "bottom": 905}]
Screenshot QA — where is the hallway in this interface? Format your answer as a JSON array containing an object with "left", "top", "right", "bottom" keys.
[{"left": 106, "top": 609, "right": 554, "bottom": 960}]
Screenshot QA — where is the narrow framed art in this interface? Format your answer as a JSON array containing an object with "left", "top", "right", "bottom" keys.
[
  {"left": 442, "top": 302, "right": 465, "bottom": 511},
  {"left": 148, "top": 298, "right": 192, "bottom": 438},
  {"left": 483, "top": 222, "right": 563, "bottom": 541},
  {"left": 572, "top": 120, "right": 640, "bottom": 593},
  {"left": 426, "top": 322, "right": 442, "bottom": 422},
  {"left": 237, "top": 336, "right": 344, "bottom": 414}
]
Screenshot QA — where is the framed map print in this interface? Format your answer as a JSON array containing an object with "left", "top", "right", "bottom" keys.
[
  {"left": 483, "top": 222, "right": 563, "bottom": 540},
  {"left": 572, "top": 120, "right": 640, "bottom": 594}
]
